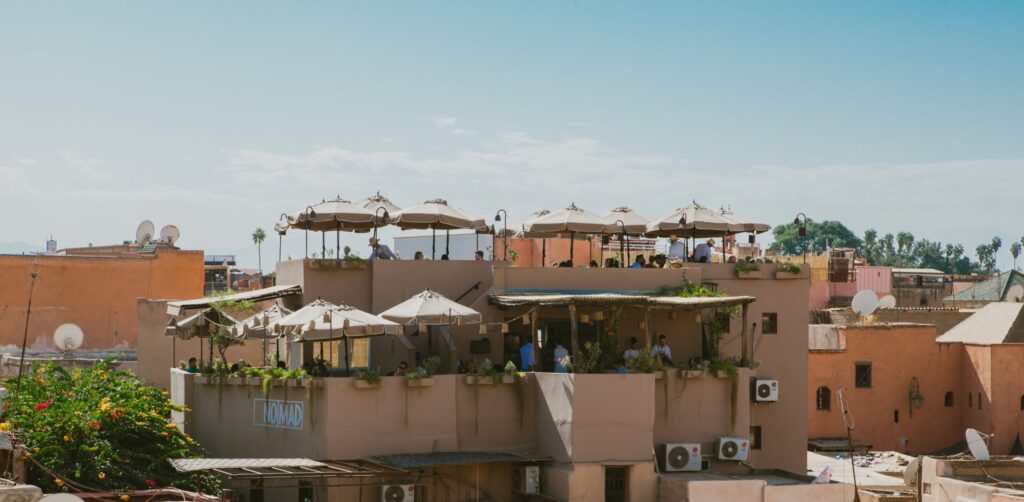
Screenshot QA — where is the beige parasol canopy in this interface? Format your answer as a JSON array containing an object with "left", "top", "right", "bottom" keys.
[
  {"left": 391, "top": 199, "right": 483, "bottom": 259},
  {"left": 527, "top": 203, "right": 612, "bottom": 266},
  {"left": 511, "top": 209, "right": 551, "bottom": 238},
  {"left": 287, "top": 198, "right": 377, "bottom": 232},
  {"left": 272, "top": 299, "right": 402, "bottom": 342},
  {"left": 355, "top": 191, "right": 402, "bottom": 224},
  {"left": 646, "top": 201, "right": 734, "bottom": 238},
  {"left": 165, "top": 308, "right": 239, "bottom": 339},
  {"left": 379, "top": 289, "right": 482, "bottom": 325},
  {"left": 602, "top": 206, "right": 653, "bottom": 235},
  {"left": 718, "top": 209, "right": 771, "bottom": 234},
  {"left": 229, "top": 304, "right": 294, "bottom": 340}
]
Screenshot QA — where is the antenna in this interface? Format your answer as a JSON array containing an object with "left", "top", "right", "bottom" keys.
[
  {"left": 837, "top": 388, "right": 863, "bottom": 502},
  {"left": 135, "top": 220, "right": 156, "bottom": 245},
  {"left": 851, "top": 290, "right": 879, "bottom": 316},
  {"left": 53, "top": 323, "right": 84, "bottom": 357},
  {"left": 1008, "top": 285, "right": 1024, "bottom": 303},
  {"left": 966, "top": 428, "right": 992, "bottom": 461},
  {"left": 877, "top": 295, "right": 897, "bottom": 309},
  {"left": 160, "top": 224, "right": 181, "bottom": 245}
]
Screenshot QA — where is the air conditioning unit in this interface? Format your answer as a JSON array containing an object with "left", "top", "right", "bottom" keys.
[
  {"left": 381, "top": 484, "right": 414, "bottom": 502},
  {"left": 753, "top": 379, "right": 779, "bottom": 402},
  {"left": 662, "top": 443, "right": 703, "bottom": 472},
  {"left": 717, "top": 437, "right": 750, "bottom": 462},
  {"left": 513, "top": 465, "right": 540, "bottom": 494}
]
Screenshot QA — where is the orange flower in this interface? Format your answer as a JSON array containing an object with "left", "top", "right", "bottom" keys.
[{"left": 54, "top": 479, "right": 64, "bottom": 487}]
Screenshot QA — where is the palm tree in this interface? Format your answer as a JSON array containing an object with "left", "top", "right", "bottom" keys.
[
  {"left": 252, "top": 227, "right": 266, "bottom": 276},
  {"left": 991, "top": 236, "right": 1003, "bottom": 271},
  {"left": 896, "top": 231, "right": 914, "bottom": 267},
  {"left": 1011, "top": 241, "right": 1022, "bottom": 271}
]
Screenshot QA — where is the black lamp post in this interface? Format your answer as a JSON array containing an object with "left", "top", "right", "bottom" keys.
[
  {"left": 614, "top": 219, "right": 626, "bottom": 268},
  {"left": 495, "top": 209, "right": 508, "bottom": 261},
  {"left": 277, "top": 212, "right": 288, "bottom": 263},
  {"left": 678, "top": 215, "right": 688, "bottom": 261},
  {"left": 373, "top": 207, "right": 390, "bottom": 241},
  {"left": 304, "top": 205, "right": 316, "bottom": 259},
  {"left": 793, "top": 213, "right": 808, "bottom": 264}
]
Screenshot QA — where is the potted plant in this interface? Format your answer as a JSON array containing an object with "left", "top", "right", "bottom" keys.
[
  {"left": 774, "top": 261, "right": 805, "bottom": 279},
  {"left": 678, "top": 360, "right": 707, "bottom": 379},
  {"left": 465, "top": 358, "right": 501, "bottom": 385},
  {"left": 406, "top": 355, "right": 441, "bottom": 387},
  {"left": 353, "top": 368, "right": 381, "bottom": 389},
  {"left": 501, "top": 360, "right": 526, "bottom": 384},
  {"left": 735, "top": 262, "right": 762, "bottom": 279}
]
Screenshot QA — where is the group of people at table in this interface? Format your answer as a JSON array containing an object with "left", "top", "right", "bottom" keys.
[{"left": 517, "top": 335, "right": 674, "bottom": 373}]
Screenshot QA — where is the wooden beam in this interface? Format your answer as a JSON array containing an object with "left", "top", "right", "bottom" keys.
[
  {"left": 643, "top": 306, "right": 652, "bottom": 351},
  {"left": 530, "top": 308, "right": 540, "bottom": 371},
  {"left": 569, "top": 303, "right": 580, "bottom": 363},
  {"left": 741, "top": 303, "right": 750, "bottom": 366}
]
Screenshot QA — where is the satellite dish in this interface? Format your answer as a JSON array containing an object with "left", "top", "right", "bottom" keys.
[
  {"left": 903, "top": 456, "right": 920, "bottom": 486},
  {"left": 1008, "top": 285, "right": 1024, "bottom": 302},
  {"left": 41, "top": 495, "right": 85, "bottom": 502},
  {"left": 851, "top": 290, "right": 879, "bottom": 316},
  {"left": 878, "top": 295, "right": 897, "bottom": 309},
  {"left": 136, "top": 220, "right": 156, "bottom": 245},
  {"left": 160, "top": 224, "right": 181, "bottom": 245},
  {"left": 53, "top": 324, "right": 84, "bottom": 353},
  {"left": 966, "top": 428, "right": 992, "bottom": 461}
]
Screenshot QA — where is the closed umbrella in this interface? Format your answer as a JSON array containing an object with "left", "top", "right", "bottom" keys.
[
  {"left": 391, "top": 199, "right": 481, "bottom": 259},
  {"left": 380, "top": 289, "right": 482, "bottom": 357},
  {"left": 528, "top": 203, "right": 611, "bottom": 267},
  {"left": 285, "top": 198, "right": 377, "bottom": 259},
  {"left": 603, "top": 206, "right": 653, "bottom": 268}
]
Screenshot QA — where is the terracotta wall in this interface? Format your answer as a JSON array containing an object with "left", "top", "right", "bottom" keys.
[
  {"left": 496, "top": 237, "right": 604, "bottom": 268},
  {"left": 808, "top": 325, "right": 964, "bottom": 453},
  {"left": 0, "top": 251, "right": 202, "bottom": 350},
  {"left": 987, "top": 345, "right": 1024, "bottom": 454}
]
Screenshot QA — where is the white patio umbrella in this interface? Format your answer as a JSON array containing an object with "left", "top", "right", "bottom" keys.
[
  {"left": 380, "top": 289, "right": 481, "bottom": 357},
  {"left": 285, "top": 198, "right": 377, "bottom": 258},
  {"left": 603, "top": 206, "right": 653, "bottom": 267},
  {"left": 646, "top": 201, "right": 734, "bottom": 238},
  {"left": 273, "top": 299, "right": 401, "bottom": 375},
  {"left": 391, "top": 199, "right": 482, "bottom": 259},
  {"left": 165, "top": 308, "right": 239, "bottom": 367},
  {"left": 717, "top": 209, "right": 772, "bottom": 262},
  {"left": 227, "top": 304, "right": 294, "bottom": 366},
  {"left": 355, "top": 191, "right": 402, "bottom": 239},
  {"left": 528, "top": 203, "right": 611, "bottom": 266}
]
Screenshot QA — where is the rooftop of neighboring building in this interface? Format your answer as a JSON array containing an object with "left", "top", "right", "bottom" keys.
[
  {"left": 936, "top": 302, "right": 1024, "bottom": 345},
  {"left": 946, "top": 269, "right": 1024, "bottom": 302}
]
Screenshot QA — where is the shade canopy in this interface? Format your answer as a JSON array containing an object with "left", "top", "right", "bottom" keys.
[
  {"left": 285, "top": 198, "right": 377, "bottom": 232},
  {"left": 165, "top": 308, "right": 239, "bottom": 339},
  {"left": 646, "top": 201, "right": 734, "bottom": 238},
  {"left": 511, "top": 210, "right": 552, "bottom": 238},
  {"left": 272, "top": 299, "right": 402, "bottom": 341},
  {"left": 391, "top": 199, "right": 481, "bottom": 230},
  {"left": 602, "top": 206, "right": 653, "bottom": 235},
  {"left": 166, "top": 284, "right": 302, "bottom": 316},
  {"left": 528, "top": 203, "right": 611, "bottom": 234},
  {"left": 355, "top": 192, "right": 402, "bottom": 224},
  {"left": 228, "top": 304, "right": 294, "bottom": 339},
  {"left": 718, "top": 209, "right": 771, "bottom": 234},
  {"left": 379, "top": 289, "right": 482, "bottom": 325}
]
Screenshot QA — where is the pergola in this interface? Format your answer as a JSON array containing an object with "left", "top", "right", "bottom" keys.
[{"left": 489, "top": 290, "right": 757, "bottom": 367}]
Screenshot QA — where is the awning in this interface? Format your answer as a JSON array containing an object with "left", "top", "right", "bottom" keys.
[
  {"left": 371, "top": 452, "right": 547, "bottom": 470},
  {"left": 166, "top": 285, "right": 302, "bottom": 315},
  {"left": 170, "top": 458, "right": 406, "bottom": 480},
  {"left": 489, "top": 290, "right": 755, "bottom": 310}
]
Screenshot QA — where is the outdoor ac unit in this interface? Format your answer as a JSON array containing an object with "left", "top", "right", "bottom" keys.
[
  {"left": 513, "top": 465, "right": 540, "bottom": 494},
  {"left": 717, "top": 437, "right": 750, "bottom": 462},
  {"left": 662, "top": 443, "right": 703, "bottom": 472},
  {"left": 381, "top": 484, "right": 414, "bottom": 502},
  {"left": 753, "top": 379, "right": 779, "bottom": 402}
]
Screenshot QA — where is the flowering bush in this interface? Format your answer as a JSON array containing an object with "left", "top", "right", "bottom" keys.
[{"left": 5, "top": 360, "right": 219, "bottom": 494}]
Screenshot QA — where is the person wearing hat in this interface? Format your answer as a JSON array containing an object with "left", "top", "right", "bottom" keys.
[
  {"left": 667, "top": 235, "right": 687, "bottom": 261},
  {"left": 693, "top": 239, "right": 715, "bottom": 263},
  {"left": 368, "top": 237, "right": 398, "bottom": 260}
]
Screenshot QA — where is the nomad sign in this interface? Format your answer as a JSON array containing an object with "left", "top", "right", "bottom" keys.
[{"left": 253, "top": 399, "right": 304, "bottom": 430}]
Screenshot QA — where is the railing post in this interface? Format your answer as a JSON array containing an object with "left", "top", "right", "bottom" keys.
[
  {"left": 569, "top": 303, "right": 580, "bottom": 363},
  {"left": 741, "top": 303, "right": 750, "bottom": 366}
]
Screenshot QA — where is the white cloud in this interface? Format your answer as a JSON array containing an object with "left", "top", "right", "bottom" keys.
[{"left": 433, "top": 117, "right": 458, "bottom": 129}]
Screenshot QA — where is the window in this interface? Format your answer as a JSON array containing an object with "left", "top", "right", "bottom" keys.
[
  {"left": 894, "top": 410, "right": 899, "bottom": 423},
  {"left": 978, "top": 393, "right": 982, "bottom": 410},
  {"left": 1020, "top": 395, "right": 1024, "bottom": 411},
  {"left": 604, "top": 466, "right": 628, "bottom": 502},
  {"left": 816, "top": 386, "right": 832, "bottom": 411},
  {"left": 750, "top": 426, "right": 763, "bottom": 450},
  {"left": 945, "top": 392, "right": 954, "bottom": 407},
  {"left": 855, "top": 363, "right": 872, "bottom": 388},
  {"left": 762, "top": 313, "right": 778, "bottom": 335}
]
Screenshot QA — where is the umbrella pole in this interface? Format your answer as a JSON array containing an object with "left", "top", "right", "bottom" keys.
[
  {"left": 588, "top": 236, "right": 593, "bottom": 266},
  {"left": 626, "top": 235, "right": 631, "bottom": 266},
  {"left": 321, "top": 232, "right": 326, "bottom": 258},
  {"left": 336, "top": 222, "right": 340, "bottom": 260},
  {"left": 446, "top": 229, "right": 450, "bottom": 257},
  {"left": 344, "top": 333, "right": 351, "bottom": 376},
  {"left": 542, "top": 238, "right": 547, "bottom": 267},
  {"left": 199, "top": 338, "right": 203, "bottom": 366},
  {"left": 476, "top": 233, "right": 479, "bottom": 252},
  {"left": 620, "top": 232, "right": 625, "bottom": 268},
  {"left": 723, "top": 234, "right": 728, "bottom": 262},
  {"left": 570, "top": 231, "right": 575, "bottom": 266},
  {"left": 275, "top": 339, "right": 280, "bottom": 366},
  {"left": 427, "top": 325, "right": 433, "bottom": 358},
  {"left": 263, "top": 339, "right": 267, "bottom": 367},
  {"left": 432, "top": 226, "right": 436, "bottom": 260}
]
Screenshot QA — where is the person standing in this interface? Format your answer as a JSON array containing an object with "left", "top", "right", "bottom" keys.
[
  {"left": 650, "top": 334, "right": 674, "bottom": 366},
  {"left": 667, "top": 236, "right": 687, "bottom": 260},
  {"left": 553, "top": 342, "right": 569, "bottom": 373},
  {"left": 368, "top": 237, "right": 398, "bottom": 260},
  {"left": 519, "top": 336, "right": 534, "bottom": 371}
]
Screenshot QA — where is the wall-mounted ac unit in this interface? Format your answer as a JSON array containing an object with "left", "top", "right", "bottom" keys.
[
  {"left": 717, "top": 437, "right": 750, "bottom": 462},
  {"left": 753, "top": 379, "right": 779, "bottom": 402},
  {"left": 381, "top": 484, "right": 414, "bottom": 502},
  {"left": 662, "top": 443, "right": 703, "bottom": 472},
  {"left": 513, "top": 465, "right": 540, "bottom": 494}
]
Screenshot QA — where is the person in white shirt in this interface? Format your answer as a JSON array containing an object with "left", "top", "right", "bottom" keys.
[
  {"left": 667, "top": 236, "right": 687, "bottom": 260},
  {"left": 553, "top": 343, "right": 570, "bottom": 373},
  {"left": 622, "top": 337, "right": 640, "bottom": 361},
  {"left": 368, "top": 237, "right": 398, "bottom": 260},
  {"left": 650, "top": 335, "right": 673, "bottom": 366},
  {"left": 693, "top": 239, "right": 715, "bottom": 263}
]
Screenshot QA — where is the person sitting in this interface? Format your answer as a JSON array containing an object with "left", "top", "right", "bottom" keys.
[
  {"left": 475, "top": 250, "right": 485, "bottom": 261},
  {"left": 604, "top": 257, "right": 620, "bottom": 268},
  {"left": 667, "top": 236, "right": 687, "bottom": 260},
  {"left": 631, "top": 255, "right": 646, "bottom": 268},
  {"left": 652, "top": 254, "right": 667, "bottom": 268},
  {"left": 589, "top": 260, "right": 599, "bottom": 268},
  {"left": 414, "top": 251, "right": 425, "bottom": 260},
  {"left": 650, "top": 334, "right": 674, "bottom": 366},
  {"left": 553, "top": 342, "right": 569, "bottom": 373},
  {"left": 440, "top": 254, "right": 450, "bottom": 260},
  {"left": 623, "top": 337, "right": 640, "bottom": 362},
  {"left": 693, "top": 239, "right": 714, "bottom": 263},
  {"left": 388, "top": 361, "right": 409, "bottom": 376},
  {"left": 185, "top": 357, "right": 199, "bottom": 374},
  {"left": 615, "top": 358, "right": 629, "bottom": 374},
  {"left": 276, "top": 359, "right": 287, "bottom": 370},
  {"left": 369, "top": 237, "right": 398, "bottom": 260},
  {"left": 727, "top": 255, "right": 737, "bottom": 263}
]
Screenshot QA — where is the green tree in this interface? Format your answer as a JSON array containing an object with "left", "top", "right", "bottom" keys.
[
  {"left": 860, "top": 229, "right": 880, "bottom": 264},
  {"left": 977, "top": 244, "right": 995, "bottom": 273},
  {"left": 252, "top": 227, "right": 266, "bottom": 275},
  {"left": 1011, "top": 241, "right": 1022, "bottom": 271},
  {"left": 896, "top": 231, "right": 915, "bottom": 266},
  {"left": 769, "top": 220, "right": 862, "bottom": 256}
]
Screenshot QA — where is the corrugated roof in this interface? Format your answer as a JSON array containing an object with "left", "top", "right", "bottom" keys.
[
  {"left": 170, "top": 458, "right": 325, "bottom": 473},
  {"left": 892, "top": 268, "right": 946, "bottom": 276},
  {"left": 166, "top": 285, "right": 302, "bottom": 315},
  {"left": 489, "top": 291, "right": 755, "bottom": 310},
  {"left": 935, "top": 302, "right": 1024, "bottom": 345},
  {"left": 946, "top": 270, "right": 1024, "bottom": 302},
  {"left": 371, "top": 452, "right": 545, "bottom": 469}
]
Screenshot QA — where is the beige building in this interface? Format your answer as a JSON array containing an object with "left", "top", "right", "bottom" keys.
[{"left": 153, "top": 259, "right": 838, "bottom": 501}]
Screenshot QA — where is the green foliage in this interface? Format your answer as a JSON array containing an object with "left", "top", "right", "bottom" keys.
[
  {"left": 776, "top": 262, "right": 802, "bottom": 274},
  {"left": 355, "top": 367, "right": 380, "bottom": 385},
  {"left": 565, "top": 341, "right": 603, "bottom": 374},
  {"left": 770, "top": 219, "right": 862, "bottom": 256},
  {"left": 859, "top": 228, "right": 989, "bottom": 274},
  {"left": 470, "top": 359, "right": 502, "bottom": 384},
  {"left": 734, "top": 262, "right": 760, "bottom": 273},
  {"left": 625, "top": 350, "right": 665, "bottom": 373},
  {"left": 303, "top": 357, "right": 329, "bottom": 377},
  {"left": 653, "top": 283, "right": 727, "bottom": 298},
  {"left": 7, "top": 361, "right": 218, "bottom": 494},
  {"left": 504, "top": 360, "right": 518, "bottom": 375}
]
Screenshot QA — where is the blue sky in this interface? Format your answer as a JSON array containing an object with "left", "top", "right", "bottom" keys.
[{"left": 1, "top": 1, "right": 1023, "bottom": 268}]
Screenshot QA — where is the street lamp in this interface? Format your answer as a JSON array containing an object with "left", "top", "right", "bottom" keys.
[
  {"left": 678, "top": 215, "right": 688, "bottom": 261},
  {"left": 495, "top": 209, "right": 508, "bottom": 261},
  {"left": 304, "top": 205, "right": 316, "bottom": 258},
  {"left": 373, "top": 207, "right": 390, "bottom": 240},
  {"left": 909, "top": 377, "right": 924, "bottom": 418},
  {"left": 793, "top": 213, "right": 808, "bottom": 264},
  {"left": 277, "top": 212, "right": 288, "bottom": 263},
  {"left": 614, "top": 219, "right": 626, "bottom": 268}
]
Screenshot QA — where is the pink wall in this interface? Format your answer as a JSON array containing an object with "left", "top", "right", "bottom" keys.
[{"left": 856, "top": 266, "right": 892, "bottom": 297}]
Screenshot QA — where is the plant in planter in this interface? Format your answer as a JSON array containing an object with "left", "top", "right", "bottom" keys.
[
  {"left": 565, "top": 341, "right": 603, "bottom": 374},
  {"left": 735, "top": 262, "right": 761, "bottom": 277},
  {"left": 303, "top": 357, "right": 329, "bottom": 377},
  {"left": 625, "top": 350, "right": 665, "bottom": 374},
  {"left": 469, "top": 358, "right": 502, "bottom": 385},
  {"left": 776, "top": 262, "right": 802, "bottom": 274},
  {"left": 355, "top": 368, "right": 381, "bottom": 387}
]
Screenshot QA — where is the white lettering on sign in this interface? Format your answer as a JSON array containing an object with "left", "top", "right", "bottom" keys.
[{"left": 253, "top": 399, "right": 304, "bottom": 430}]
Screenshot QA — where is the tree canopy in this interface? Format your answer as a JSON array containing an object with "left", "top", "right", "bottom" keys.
[{"left": 769, "top": 220, "right": 862, "bottom": 255}]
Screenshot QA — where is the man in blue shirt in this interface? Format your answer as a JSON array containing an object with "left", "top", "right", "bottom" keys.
[
  {"left": 693, "top": 239, "right": 715, "bottom": 263},
  {"left": 519, "top": 337, "right": 534, "bottom": 371},
  {"left": 553, "top": 343, "right": 569, "bottom": 373}
]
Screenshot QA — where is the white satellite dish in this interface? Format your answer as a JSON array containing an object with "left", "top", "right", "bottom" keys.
[
  {"left": 878, "top": 295, "right": 897, "bottom": 309},
  {"left": 136, "top": 220, "right": 156, "bottom": 245},
  {"left": 41, "top": 494, "right": 85, "bottom": 502},
  {"left": 160, "top": 224, "right": 181, "bottom": 245},
  {"left": 53, "top": 323, "right": 84, "bottom": 353},
  {"left": 1008, "top": 285, "right": 1024, "bottom": 303},
  {"left": 851, "top": 290, "right": 879, "bottom": 316},
  {"left": 903, "top": 456, "right": 920, "bottom": 486},
  {"left": 966, "top": 428, "right": 992, "bottom": 461}
]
